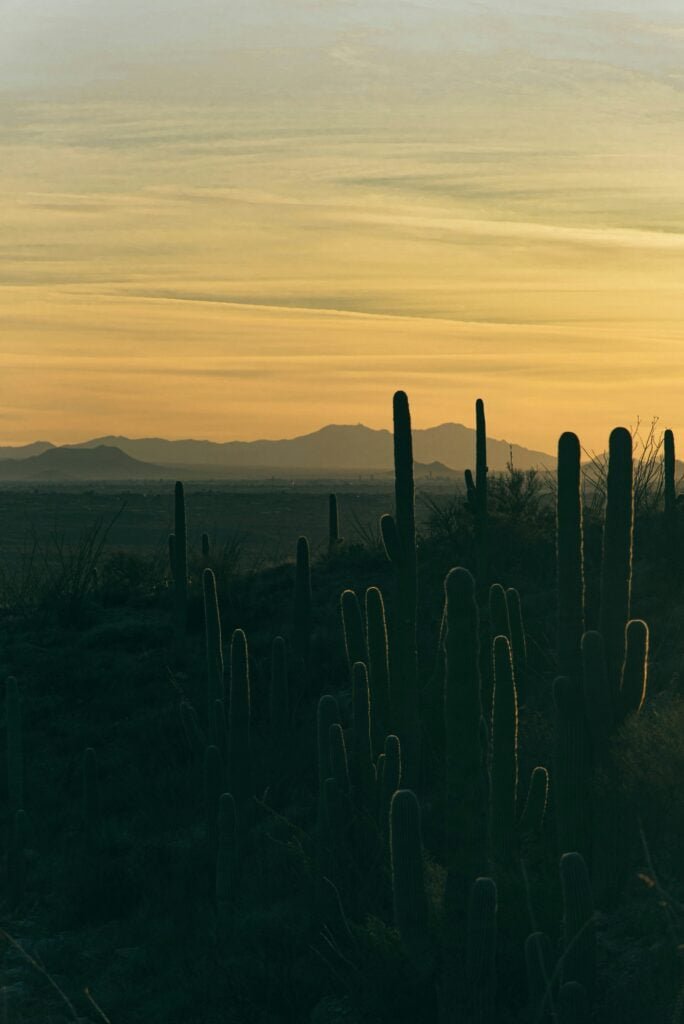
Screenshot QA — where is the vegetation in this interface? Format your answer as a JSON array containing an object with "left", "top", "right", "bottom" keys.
[{"left": 1, "top": 392, "right": 683, "bottom": 1023}]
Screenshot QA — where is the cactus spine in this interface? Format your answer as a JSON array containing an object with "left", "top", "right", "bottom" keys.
[
  {"left": 390, "top": 789, "right": 432, "bottom": 975},
  {"left": 490, "top": 636, "right": 518, "bottom": 865},
  {"left": 557, "top": 432, "right": 584, "bottom": 682},
  {"left": 381, "top": 390, "right": 420, "bottom": 786},
  {"left": 443, "top": 568, "right": 489, "bottom": 913}
]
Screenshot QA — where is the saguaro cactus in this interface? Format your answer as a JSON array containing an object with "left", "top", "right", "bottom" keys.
[
  {"left": 465, "top": 876, "right": 498, "bottom": 1024},
  {"left": 293, "top": 536, "right": 312, "bottom": 678},
  {"left": 366, "top": 586, "right": 391, "bottom": 755},
  {"left": 390, "top": 789, "right": 432, "bottom": 975},
  {"left": 228, "top": 629, "right": 251, "bottom": 819},
  {"left": 351, "top": 662, "right": 375, "bottom": 811},
  {"left": 664, "top": 428, "right": 676, "bottom": 533},
  {"left": 559, "top": 852, "right": 595, "bottom": 1000},
  {"left": 553, "top": 676, "right": 592, "bottom": 861},
  {"left": 443, "top": 568, "right": 490, "bottom": 913},
  {"left": 473, "top": 398, "right": 488, "bottom": 582},
  {"left": 619, "top": 619, "right": 648, "bottom": 721},
  {"left": 341, "top": 590, "right": 368, "bottom": 674},
  {"left": 557, "top": 432, "right": 584, "bottom": 682},
  {"left": 203, "top": 568, "right": 224, "bottom": 745},
  {"left": 490, "top": 636, "right": 518, "bottom": 865},
  {"left": 506, "top": 587, "right": 527, "bottom": 704},
  {"left": 381, "top": 390, "right": 420, "bottom": 786},
  {"left": 598, "top": 427, "right": 633, "bottom": 691},
  {"left": 171, "top": 481, "right": 188, "bottom": 660}
]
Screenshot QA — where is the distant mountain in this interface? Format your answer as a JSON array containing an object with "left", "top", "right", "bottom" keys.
[
  {"left": 0, "top": 441, "right": 55, "bottom": 460},
  {"left": 0, "top": 445, "right": 172, "bottom": 482},
  {"left": 69, "top": 423, "right": 556, "bottom": 473}
]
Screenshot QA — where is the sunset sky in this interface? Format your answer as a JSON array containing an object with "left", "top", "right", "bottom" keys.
[{"left": 3, "top": 1, "right": 684, "bottom": 453}]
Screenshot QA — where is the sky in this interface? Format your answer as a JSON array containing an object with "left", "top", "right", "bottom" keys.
[{"left": 3, "top": 1, "right": 684, "bottom": 452}]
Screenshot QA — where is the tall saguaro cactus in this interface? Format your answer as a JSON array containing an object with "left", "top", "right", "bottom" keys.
[
  {"left": 228, "top": 629, "right": 252, "bottom": 820},
  {"left": 557, "top": 432, "right": 584, "bottom": 682},
  {"left": 365, "top": 586, "right": 391, "bottom": 753},
  {"left": 490, "top": 636, "right": 518, "bottom": 865},
  {"left": 474, "top": 398, "right": 488, "bottom": 582},
  {"left": 293, "top": 536, "right": 312, "bottom": 681},
  {"left": 599, "top": 427, "right": 633, "bottom": 691},
  {"left": 203, "top": 568, "right": 224, "bottom": 745},
  {"left": 171, "top": 481, "right": 188, "bottom": 662},
  {"left": 443, "top": 568, "right": 490, "bottom": 914},
  {"left": 381, "top": 390, "right": 420, "bottom": 786}
]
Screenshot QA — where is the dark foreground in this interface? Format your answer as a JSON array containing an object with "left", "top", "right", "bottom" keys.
[{"left": 1, "top": 436, "right": 683, "bottom": 1024}]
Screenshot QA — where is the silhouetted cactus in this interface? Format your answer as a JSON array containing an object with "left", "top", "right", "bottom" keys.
[
  {"left": 557, "top": 431, "right": 585, "bottom": 683},
  {"left": 599, "top": 427, "right": 633, "bottom": 691},
  {"left": 203, "top": 568, "right": 224, "bottom": 745},
  {"left": 351, "top": 662, "right": 375, "bottom": 811},
  {"left": 558, "top": 981, "right": 590, "bottom": 1024},
  {"left": 465, "top": 876, "right": 497, "bottom": 1024},
  {"left": 381, "top": 390, "right": 420, "bottom": 786},
  {"left": 518, "top": 765, "right": 549, "bottom": 841},
  {"left": 329, "top": 722, "right": 351, "bottom": 794},
  {"left": 464, "top": 468, "right": 477, "bottom": 512},
  {"left": 341, "top": 589, "right": 367, "bottom": 674},
  {"left": 228, "top": 629, "right": 251, "bottom": 818},
  {"left": 379, "top": 734, "right": 401, "bottom": 835},
  {"left": 365, "top": 586, "right": 391, "bottom": 754},
  {"left": 488, "top": 583, "right": 510, "bottom": 643},
  {"left": 490, "top": 635, "right": 518, "bottom": 865},
  {"left": 553, "top": 676, "right": 592, "bottom": 861},
  {"left": 525, "top": 931, "right": 554, "bottom": 1024},
  {"left": 293, "top": 536, "right": 311, "bottom": 677},
  {"left": 560, "top": 852, "right": 595, "bottom": 1000},
  {"left": 443, "top": 568, "right": 489, "bottom": 913},
  {"left": 506, "top": 587, "right": 527, "bottom": 704},
  {"left": 390, "top": 789, "right": 432, "bottom": 975},
  {"left": 5, "top": 676, "right": 23, "bottom": 816},
  {"left": 328, "top": 493, "right": 340, "bottom": 552},
  {"left": 317, "top": 695, "right": 341, "bottom": 828},
  {"left": 664, "top": 428, "right": 676, "bottom": 535},
  {"left": 474, "top": 398, "right": 488, "bottom": 582},
  {"left": 619, "top": 619, "right": 648, "bottom": 721}
]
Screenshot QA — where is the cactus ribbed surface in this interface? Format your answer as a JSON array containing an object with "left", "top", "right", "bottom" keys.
[
  {"left": 390, "top": 789, "right": 432, "bottom": 975},
  {"left": 444, "top": 567, "right": 489, "bottom": 913},
  {"left": 6, "top": 676, "right": 23, "bottom": 816},
  {"left": 490, "top": 635, "right": 518, "bottom": 865},
  {"left": 599, "top": 427, "right": 633, "bottom": 692},
  {"left": 619, "top": 619, "right": 648, "bottom": 721},
  {"left": 293, "top": 536, "right": 311, "bottom": 677},
  {"left": 365, "top": 586, "right": 391, "bottom": 756},
  {"left": 203, "top": 568, "right": 224, "bottom": 745},
  {"left": 465, "top": 877, "right": 497, "bottom": 1024},
  {"left": 560, "top": 852, "right": 595, "bottom": 999},
  {"left": 553, "top": 676, "right": 592, "bottom": 861},
  {"left": 557, "top": 432, "right": 585, "bottom": 683},
  {"left": 228, "top": 629, "right": 251, "bottom": 817},
  {"left": 341, "top": 589, "right": 367, "bottom": 674},
  {"left": 381, "top": 390, "right": 420, "bottom": 787}
]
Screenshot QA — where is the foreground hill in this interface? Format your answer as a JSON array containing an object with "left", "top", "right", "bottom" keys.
[{"left": 0, "top": 445, "right": 171, "bottom": 482}]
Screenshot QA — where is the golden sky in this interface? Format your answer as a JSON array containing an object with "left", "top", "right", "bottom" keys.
[{"left": 3, "top": 2, "right": 684, "bottom": 453}]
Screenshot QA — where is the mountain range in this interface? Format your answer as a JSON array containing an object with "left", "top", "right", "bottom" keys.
[{"left": 0, "top": 423, "right": 556, "bottom": 481}]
